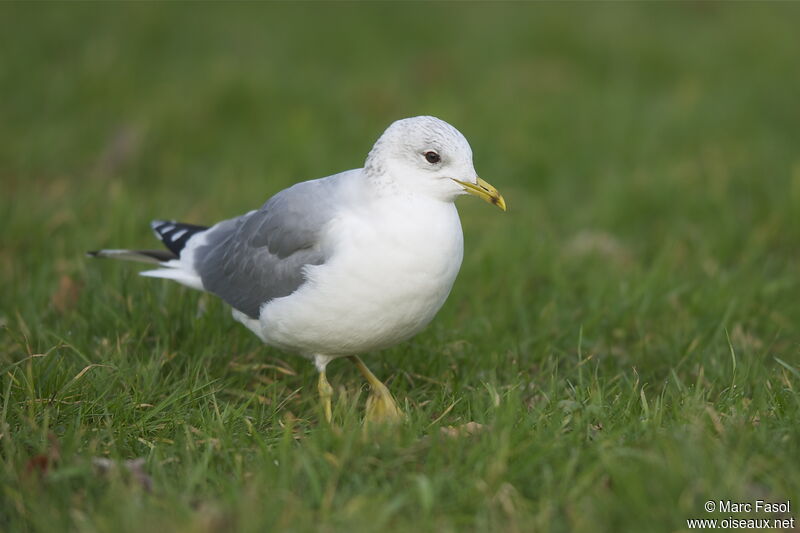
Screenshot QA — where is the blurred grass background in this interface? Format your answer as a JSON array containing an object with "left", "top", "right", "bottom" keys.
[{"left": 2, "top": 3, "right": 800, "bottom": 532}]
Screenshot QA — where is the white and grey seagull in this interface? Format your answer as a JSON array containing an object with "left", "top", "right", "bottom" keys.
[{"left": 89, "top": 116, "right": 506, "bottom": 424}]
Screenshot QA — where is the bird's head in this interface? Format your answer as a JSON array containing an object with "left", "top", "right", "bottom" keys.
[{"left": 364, "top": 116, "right": 506, "bottom": 211}]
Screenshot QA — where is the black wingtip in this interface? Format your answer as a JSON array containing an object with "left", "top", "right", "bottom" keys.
[
  {"left": 151, "top": 220, "right": 209, "bottom": 256},
  {"left": 86, "top": 250, "right": 100, "bottom": 258}
]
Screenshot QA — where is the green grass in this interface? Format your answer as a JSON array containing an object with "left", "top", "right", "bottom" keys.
[{"left": 2, "top": 3, "right": 800, "bottom": 532}]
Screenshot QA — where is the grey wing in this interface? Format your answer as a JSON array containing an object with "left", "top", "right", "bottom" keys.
[{"left": 193, "top": 176, "right": 343, "bottom": 318}]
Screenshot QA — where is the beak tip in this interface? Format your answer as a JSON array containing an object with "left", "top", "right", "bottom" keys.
[{"left": 455, "top": 177, "right": 507, "bottom": 211}]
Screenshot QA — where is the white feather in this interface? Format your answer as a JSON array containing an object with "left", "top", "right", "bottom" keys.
[
  {"left": 138, "top": 230, "right": 211, "bottom": 291},
  {"left": 139, "top": 268, "right": 204, "bottom": 290}
]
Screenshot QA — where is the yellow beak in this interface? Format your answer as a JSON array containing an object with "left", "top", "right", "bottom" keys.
[{"left": 452, "top": 177, "right": 507, "bottom": 211}]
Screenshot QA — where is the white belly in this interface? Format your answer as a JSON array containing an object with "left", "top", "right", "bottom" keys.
[{"left": 249, "top": 198, "right": 464, "bottom": 358}]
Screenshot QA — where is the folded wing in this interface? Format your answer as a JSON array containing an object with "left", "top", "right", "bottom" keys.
[{"left": 191, "top": 176, "right": 344, "bottom": 318}]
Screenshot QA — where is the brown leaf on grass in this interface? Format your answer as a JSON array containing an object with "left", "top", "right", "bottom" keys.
[
  {"left": 23, "top": 433, "right": 61, "bottom": 478},
  {"left": 52, "top": 274, "right": 83, "bottom": 313},
  {"left": 24, "top": 454, "right": 51, "bottom": 477},
  {"left": 440, "top": 421, "right": 488, "bottom": 439}
]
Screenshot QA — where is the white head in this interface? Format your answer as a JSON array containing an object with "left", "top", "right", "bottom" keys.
[{"left": 364, "top": 116, "right": 506, "bottom": 210}]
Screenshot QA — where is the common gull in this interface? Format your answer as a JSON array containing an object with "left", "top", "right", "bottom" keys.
[{"left": 89, "top": 116, "right": 506, "bottom": 424}]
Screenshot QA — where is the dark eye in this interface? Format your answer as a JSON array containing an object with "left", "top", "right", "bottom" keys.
[{"left": 424, "top": 151, "right": 441, "bottom": 164}]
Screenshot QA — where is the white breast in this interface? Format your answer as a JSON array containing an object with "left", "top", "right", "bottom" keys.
[{"left": 254, "top": 196, "right": 464, "bottom": 358}]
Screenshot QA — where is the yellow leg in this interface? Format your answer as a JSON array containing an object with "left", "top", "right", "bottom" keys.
[
  {"left": 348, "top": 356, "right": 404, "bottom": 424},
  {"left": 317, "top": 370, "right": 333, "bottom": 423}
]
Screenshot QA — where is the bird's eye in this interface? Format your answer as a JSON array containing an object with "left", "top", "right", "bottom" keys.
[{"left": 424, "top": 151, "right": 441, "bottom": 164}]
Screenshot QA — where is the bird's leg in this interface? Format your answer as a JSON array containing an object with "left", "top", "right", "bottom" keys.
[
  {"left": 348, "top": 356, "right": 404, "bottom": 425},
  {"left": 314, "top": 355, "right": 335, "bottom": 424},
  {"left": 317, "top": 370, "right": 333, "bottom": 423}
]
